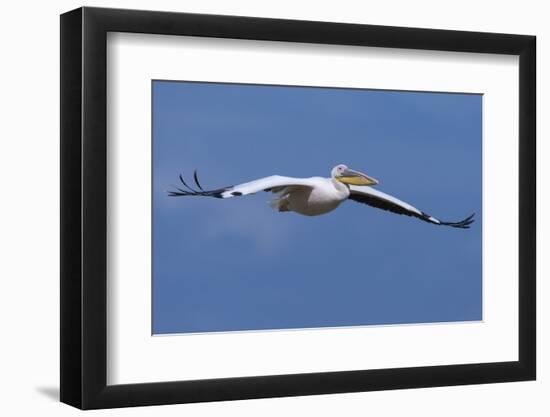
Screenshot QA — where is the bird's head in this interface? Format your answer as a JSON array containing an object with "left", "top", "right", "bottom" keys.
[{"left": 332, "top": 164, "right": 379, "bottom": 186}]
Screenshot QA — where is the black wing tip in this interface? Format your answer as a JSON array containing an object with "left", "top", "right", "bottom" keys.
[
  {"left": 193, "top": 169, "right": 204, "bottom": 191},
  {"left": 440, "top": 212, "right": 476, "bottom": 229},
  {"left": 168, "top": 171, "right": 228, "bottom": 198}
]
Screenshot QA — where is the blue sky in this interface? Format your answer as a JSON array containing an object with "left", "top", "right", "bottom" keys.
[{"left": 152, "top": 80, "right": 482, "bottom": 334}]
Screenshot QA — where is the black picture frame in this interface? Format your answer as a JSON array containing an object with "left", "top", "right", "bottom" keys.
[{"left": 60, "top": 6, "right": 536, "bottom": 410}]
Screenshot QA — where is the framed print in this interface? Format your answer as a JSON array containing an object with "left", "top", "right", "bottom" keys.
[{"left": 60, "top": 6, "right": 536, "bottom": 409}]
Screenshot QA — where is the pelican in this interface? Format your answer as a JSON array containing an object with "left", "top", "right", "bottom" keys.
[{"left": 168, "top": 164, "right": 475, "bottom": 228}]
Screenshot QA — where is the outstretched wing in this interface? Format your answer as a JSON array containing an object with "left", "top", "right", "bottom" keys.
[
  {"left": 347, "top": 185, "right": 475, "bottom": 229},
  {"left": 168, "top": 171, "right": 315, "bottom": 199}
]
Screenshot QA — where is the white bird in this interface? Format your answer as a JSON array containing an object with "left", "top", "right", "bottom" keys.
[{"left": 169, "top": 164, "right": 475, "bottom": 228}]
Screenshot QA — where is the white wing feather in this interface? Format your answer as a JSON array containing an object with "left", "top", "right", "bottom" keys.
[
  {"left": 168, "top": 173, "right": 316, "bottom": 199},
  {"left": 220, "top": 175, "right": 316, "bottom": 198}
]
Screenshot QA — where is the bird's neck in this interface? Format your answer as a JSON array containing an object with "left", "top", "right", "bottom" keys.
[{"left": 331, "top": 178, "right": 350, "bottom": 198}]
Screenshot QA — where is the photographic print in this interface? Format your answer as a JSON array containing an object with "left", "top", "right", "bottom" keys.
[
  {"left": 152, "top": 80, "right": 482, "bottom": 335},
  {"left": 61, "top": 8, "right": 535, "bottom": 408}
]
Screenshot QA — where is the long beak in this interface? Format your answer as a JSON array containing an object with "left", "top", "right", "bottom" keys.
[{"left": 337, "top": 168, "right": 379, "bottom": 186}]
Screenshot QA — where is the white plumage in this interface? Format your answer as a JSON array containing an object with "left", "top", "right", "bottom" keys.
[{"left": 169, "top": 164, "right": 474, "bottom": 228}]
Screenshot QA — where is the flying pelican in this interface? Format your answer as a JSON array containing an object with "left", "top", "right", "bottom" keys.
[{"left": 168, "top": 164, "right": 475, "bottom": 228}]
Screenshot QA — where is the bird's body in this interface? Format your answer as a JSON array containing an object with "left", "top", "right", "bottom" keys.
[
  {"left": 169, "top": 164, "right": 475, "bottom": 228},
  {"left": 270, "top": 177, "right": 349, "bottom": 216}
]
